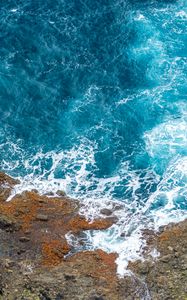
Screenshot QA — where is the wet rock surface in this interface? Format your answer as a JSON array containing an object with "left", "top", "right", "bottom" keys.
[
  {"left": 129, "top": 221, "right": 187, "bottom": 299},
  {"left": 0, "top": 172, "right": 186, "bottom": 299},
  {"left": 0, "top": 172, "right": 20, "bottom": 202}
]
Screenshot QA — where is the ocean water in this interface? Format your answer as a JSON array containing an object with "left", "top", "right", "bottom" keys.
[{"left": 0, "top": 0, "right": 187, "bottom": 275}]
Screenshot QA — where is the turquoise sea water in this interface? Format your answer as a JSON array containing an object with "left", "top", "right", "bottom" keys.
[{"left": 0, "top": 0, "right": 187, "bottom": 274}]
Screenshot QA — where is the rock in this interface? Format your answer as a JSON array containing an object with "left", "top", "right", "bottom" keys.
[
  {"left": 0, "top": 173, "right": 20, "bottom": 202},
  {"left": 0, "top": 215, "right": 17, "bottom": 231},
  {"left": 24, "top": 230, "right": 31, "bottom": 235},
  {"left": 138, "top": 262, "right": 150, "bottom": 275},
  {"left": 159, "top": 255, "right": 172, "bottom": 263},
  {"left": 113, "top": 204, "right": 123, "bottom": 210},
  {"left": 36, "top": 214, "right": 49, "bottom": 221},
  {"left": 168, "top": 246, "right": 174, "bottom": 252},
  {"left": 56, "top": 190, "right": 66, "bottom": 197},
  {"left": 181, "top": 264, "right": 187, "bottom": 270},
  {"left": 89, "top": 294, "right": 105, "bottom": 300},
  {"left": 19, "top": 236, "right": 30, "bottom": 243},
  {"left": 0, "top": 187, "right": 12, "bottom": 202},
  {"left": 0, "top": 172, "right": 20, "bottom": 186},
  {"left": 44, "top": 191, "right": 54, "bottom": 196},
  {"left": 17, "top": 249, "right": 26, "bottom": 254},
  {"left": 55, "top": 293, "right": 64, "bottom": 300},
  {"left": 174, "top": 252, "right": 179, "bottom": 258},
  {"left": 100, "top": 208, "right": 112, "bottom": 216},
  {"left": 31, "top": 189, "right": 38, "bottom": 194},
  {"left": 3, "top": 259, "right": 15, "bottom": 268},
  {"left": 64, "top": 274, "right": 76, "bottom": 281}
]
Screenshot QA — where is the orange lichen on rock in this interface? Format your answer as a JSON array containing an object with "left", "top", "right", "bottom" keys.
[
  {"left": 0, "top": 172, "right": 117, "bottom": 268},
  {"left": 94, "top": 249, "right": 117, "bottom": 273},
  {"left": 68, "top": 215, "right": 115, "bottom": 233},
  {"left": 42, "top": 239, "right": 70, "bottom": 266},
  {"left": 159, "top": 224, "right": 185, "bottom": 242},
  {"left": 67, "top": 249, "right": 118, "bottom": 281},
  {"left": 0, "top": 191, "right": 44, "bottom": 231}
]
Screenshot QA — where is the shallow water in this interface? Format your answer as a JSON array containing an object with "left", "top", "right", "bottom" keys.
[{"left": 0, "top": 0, "right": 187, "bottom": 275}]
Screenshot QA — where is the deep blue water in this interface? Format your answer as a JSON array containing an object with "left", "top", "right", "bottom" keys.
[{"left": 0, "top": 0, "right": 187, "bottom": 269}]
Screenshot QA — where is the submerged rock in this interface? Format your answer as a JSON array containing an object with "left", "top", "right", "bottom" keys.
[{"left": 100, "top": 208, "right": 113, "bottom": 216}]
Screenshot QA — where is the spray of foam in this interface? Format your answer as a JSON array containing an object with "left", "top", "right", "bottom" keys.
[{"left": 2, "top": 138, "right": 96, "bottom": 199}]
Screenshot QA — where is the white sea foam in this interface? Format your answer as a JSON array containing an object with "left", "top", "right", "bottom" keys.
[
  {"left": 10, "top": 8, "right": 18, "bottom": 13},
  {"left": 176, "top": 10, "right": 187, "bottom": 20},
  {"left": 144, "top": 116, "right": 187, "bottom": 230},
  {"left": 134, "top": 13, "right": 146, "bottom": 21},
  {"left": 5, "top": 139, "right": 97, "bottom": 200},
  {"left": 144, "top": 118, "right": 187, "bottom": 166}
]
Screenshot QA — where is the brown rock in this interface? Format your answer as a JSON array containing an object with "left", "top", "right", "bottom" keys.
[
  {"left": 0, "top": 172, "right": 20, "bottom": 186},
  {"left": 44, "top": 191, "right": 54, "bottom": 196},
  {"left": 19, "top": 236, "right": 30, "bottom": 243},
  {"left": 138, "top": 262, "right": 150, "bottom": 275},
  {"left": 0, "top": 187, "right": 12, "bottom": 202},
  {"left": 56, "top": 190, "right": 66, "bottom": 197},
  {"left": 0, "top": 172, "right": 20, "bottom": 202},
  {"left": 0, "top": 215, "right": 14, "bottom": 228},
  {"left": 100, "top": 208, "right": 112, "bottom": 216},
  {"left": 159, "top": 254, "right": 172, "bottom": 263},
  {"left": 36, "top": 214, "right": 49, "bottom": 221}
]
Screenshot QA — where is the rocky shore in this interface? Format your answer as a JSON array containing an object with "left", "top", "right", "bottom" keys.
[{"left": 0, "top": 172, "right": 186, "bottom": 300}]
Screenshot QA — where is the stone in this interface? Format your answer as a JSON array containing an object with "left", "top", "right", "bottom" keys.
[
  {"left": 0, "top": 173, "right": 20, "bottom": 202},
  {"left": 31, "top": 189, "right": 38, "bottom": 194},
  {"left": 0, "top": 215, "right": 16, "bottom": 231},
  {"left": 0, "top": 187, "right": 11, "bottom": 202},
  {"left": 17, "top": 249, "right": 26, "bottom": 254},
  {"left": 55, "top": 293, "right": 64, "bottom": 300},
  {"left": 56, "top": 190, "right": 66, "bottom": 197},
  {"left": 24, "top": 230, "right": 31, "bottom": 235},
  {"left": 113, "top": 204, "right": 123, "bottom": 210},
  {"left": 19, "top": 237, "right": 30, "bottom": 243},
  {"left": 3, "top": 259, "right": 15, "bottom": 268},
  {"left": 36, "top": 214, "right": 49, "bottom": 221},
  {"left": 44, "top": 191, "right": 54, "bottom": 196},
  {"left": 89, "top": 294, "right": 105, "bottom": 300},
  {"left": 64, "top": 274, "right": 76, "bottom": 281},
  {"left": 0, "top": 172, "right": 20, "bottom": 186},
  {"left": 174, "top": 252, "right": 179, "bottom": 258},
  {"left": 159, "top": 255, "right": 172, "bottom": 263},
  {"left": 138, "top": 262, "right": 150, "bottom": 275},
  {"left": 168, "top": 246, "right": 173, "bottom": 252},
  {"left": 181, "top": 264, "right": 187, "bottom": 270},
  {"left": 100, "top": 208, "right": 112, "bottom": 216}
]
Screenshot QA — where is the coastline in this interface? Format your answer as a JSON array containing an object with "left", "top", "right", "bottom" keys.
[{"left": 0, "top": 172, "right": 186, "bottom": 300}]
